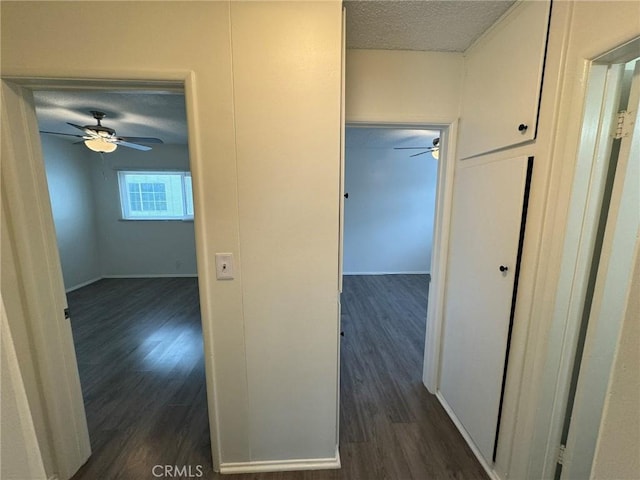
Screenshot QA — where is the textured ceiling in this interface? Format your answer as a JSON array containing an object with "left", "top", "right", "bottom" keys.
[
  {"left": 344, "top": 0, "right": 516, "bottom": 52},
  {"left": 33, "top": 2, "right": 514, "bottom": 143},
  {"left": 34, "top": 90, "right": 188, "bottom": 145}
]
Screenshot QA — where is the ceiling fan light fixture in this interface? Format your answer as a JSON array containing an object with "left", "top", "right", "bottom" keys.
[
  {"left": 432, "top": 149, "right": 439, "bottom": 160},
  {"left": 84, "top": 138, "right": 117, "bottom": 153}
]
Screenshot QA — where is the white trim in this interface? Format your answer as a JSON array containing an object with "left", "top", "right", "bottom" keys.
[
  {"left": 184, "top": 70, "right": 222, "bottom": 471},
  {"left": 423, "top": 122, "right": 457, "bottom": 393},
  {"left": 2, "top": 80, "right": 92, "bottom": 480},
  {"left": 343, "top": 271, "right": 430, "bottom": 276},
  {"left": 436, "top": 392, "right": 501, "bottom": 480},
  {"left": 102, "top": 274, "right": 198, "bottom": 279},
  {"left": 220, "top": 453, "right": 341, "bottom": 475},
  {"left": 561, "top": 56, "right": 640, "bottom": 480},
  {"left": 65, "top": 277, "right": 103, "bottom": 293},
  {"left": 338, "top": 8, "right": 346, "bottom": 295},
  {"left": 535, "top": 61, "right": 623, "bottom": 479}
]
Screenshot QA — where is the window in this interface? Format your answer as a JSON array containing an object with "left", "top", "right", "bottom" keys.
[{"left": 118, "top": 171, "right": 194, "bottom": 220}]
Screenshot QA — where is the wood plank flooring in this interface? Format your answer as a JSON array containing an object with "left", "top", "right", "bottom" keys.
[
  {"left": 69, "top": 278, "right": 212, "bottom": 480},
  {"left": 69, "top": 275, "right": 487, "bottom": 480}
]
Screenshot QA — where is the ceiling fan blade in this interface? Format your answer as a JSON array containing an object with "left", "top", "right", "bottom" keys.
[
  {"left": 114, "top": 140, "right": 152, "bottom": 151},
  {"left": 394, "top": 146, "right": 433, "bottom": 150},
  {"left": 117, "top": 136, "right": 164, "bottom": 144},
  {"left": 67, "top": 122, "right": 97, "bottom": 135},
  {"left": 39, "top": 131, "right": 85, "bottom": 139},
  {"left": 409, "top": 151, "right": 432, "bottom": 157}
]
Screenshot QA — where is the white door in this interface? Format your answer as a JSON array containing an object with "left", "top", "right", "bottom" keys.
[{"left": 439, "top": 155, "right": 532, "bottom": 462}]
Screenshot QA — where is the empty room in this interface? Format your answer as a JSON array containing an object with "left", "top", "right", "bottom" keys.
[{"left": 35, "top": 90, "right": 213, "bottom": 478}]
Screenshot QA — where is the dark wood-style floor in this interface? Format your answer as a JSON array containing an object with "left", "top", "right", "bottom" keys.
[
  {"left": 69, "top": 275, "right": 487, "bottom": 480},
  {"left": 69, "top": 278, "right": 211, "bottom": 480}
]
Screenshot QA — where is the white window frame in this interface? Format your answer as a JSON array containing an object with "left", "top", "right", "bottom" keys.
[{"left": 117, "top": 170, "right": 194, "bottom": 221}]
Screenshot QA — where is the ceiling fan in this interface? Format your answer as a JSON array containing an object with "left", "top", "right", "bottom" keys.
[
  {"left": 40, "top": 110, "right": 163, "bottom": 153},
  {"left": 394, "top": 137, "right": 440, "bottom": 159}
]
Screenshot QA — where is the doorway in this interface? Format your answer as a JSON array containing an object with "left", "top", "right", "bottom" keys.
[
  {"left": 336, "top": 125, "right": 488, "bottom": 477},
  {"left": 343, "top": 126, "right": 440, "bottom": 276},
  {"left": 553, "top": 53, "right": 640, "bottom": 479},
  {"left": 33, "top": 88, "right": 213, "bottom": 478},
  {"left": 1, "top": 78, "right": 221, "bottom": 479},
  {"left": 341, "top": 125, "right": 440, "bottom": 416}
]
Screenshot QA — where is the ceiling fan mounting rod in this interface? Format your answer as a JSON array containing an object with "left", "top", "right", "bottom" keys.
[{"left": 90, "top": 110, "right": 106, "bottom": 125}]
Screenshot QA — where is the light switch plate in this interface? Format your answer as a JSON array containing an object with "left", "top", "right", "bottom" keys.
[{"left": 215, "top": 253, "right": 234, "bottom": 280}]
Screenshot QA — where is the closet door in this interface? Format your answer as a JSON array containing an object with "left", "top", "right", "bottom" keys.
[
  {"left": 439, "top": 155, "right": 532, "bottom": 462},
  {"left": 458, "top": 1, "right": 551, "bottom": 159}
]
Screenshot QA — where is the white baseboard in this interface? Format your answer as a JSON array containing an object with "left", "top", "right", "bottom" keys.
[
  {"left": 102, "top": 274, "right": 198, "bottom": 279},
  {"left": 435, "top": 392, "right": 501, "bottom": 480},
  {"left": 66, "top": 274, "right": 198, "bottom": 292},
  {"left": 342, "top": 271, "right": 430, "bottom": 276},
  {"left": 220, "top": 453, "right": 341, "bottom": 475},
  {"left": 65, "top": 276, "right": 103, "bottom": 293}
]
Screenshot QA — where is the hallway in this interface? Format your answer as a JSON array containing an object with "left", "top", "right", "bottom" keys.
[{"left": 69, "top": 275, "right": 486, "bottom": 479}]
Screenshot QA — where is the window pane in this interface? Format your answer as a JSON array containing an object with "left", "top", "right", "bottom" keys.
[
  {"left": 119, "top": 171, "right": 193, "bottom": 220},
  {"left": 184, "top": 175, "right": 194, "bottom": 217}
]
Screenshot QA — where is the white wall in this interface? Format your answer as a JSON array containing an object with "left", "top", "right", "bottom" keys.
[
  {"left": 230, "top": 2, "right": 341, "bottom": 463},
  {"left": 41, "top": 135, "right": 101, "bottom": 290},
  {"left": 346, "top": 49, "right": 464, "bottom": 123},
  {"left": 343, "top": 131, "right": 438, "bottom": 275},
  {"left": 473, "top": 2, "right": 640, "bottom": 479},
  {"left": 1, "top": 0, "right": 342, "bottom": 472},
  {"left": 591, "top": 242, "right": 640, "bottom": 479},
  {"left": 42, "top": 138, "right": 197, "bottom": 286},
  {"left": 0, "top": 295, "right": 47, "bottom": 480},
  {"left": 91, "top": 144, "right": 197, "bottom": 277},
  {"left": 0, "top": 202, "right": 56, "bottom": 477}
]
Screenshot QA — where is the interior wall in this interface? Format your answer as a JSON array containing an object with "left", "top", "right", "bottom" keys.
[
  {"left": 343, "top": 134, "right": 438, "bottom": 275},
  {"left": 591, "top": 242, "right": 640, "bottom": 479},
  {"left": 229, "top": 1, "right": 341, "bottom": 462},
  {"left": 1, "top": 0, "right": 248, "bottom": 467},
  {"left": 0, "top": 294, "right": 48, "bottom": 480},
  {"left": 345, "top": 49, "right": 464, "bottom": 123},
  {"left": 41, "top": 135, "right": 101, "bottom": 291},
  {"left": 91, "top": 144, "right": 197, "bottom": 277},
  {"left": 1, "top": 0, "right": 342, "bottom": 471},
  {"left": 1, "top": 199, "right": 56, "bottom": 477}
]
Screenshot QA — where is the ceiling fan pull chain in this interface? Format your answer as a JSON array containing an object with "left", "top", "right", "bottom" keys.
[{"left": 100, "top": 152, "right": 108, "bottom": 180}]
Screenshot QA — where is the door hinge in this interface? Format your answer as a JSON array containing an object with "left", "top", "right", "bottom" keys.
[
  {"left": 557, "top": 444, "right": 567, "bottom": 465},
  {"left": 64, "top": 307, "right": 70, "bottom": 319},
  {"left": 613, "top": 110, "right": 634, "bottom": 139}
]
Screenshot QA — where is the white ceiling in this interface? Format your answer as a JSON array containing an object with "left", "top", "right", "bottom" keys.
[
  {"left": 34, "top": 2, "right": 513, "bottom": 145},
  {"left": 346, "top": 127, "right": 439, "bottom": 149},
  {"left": 34, "top": 90, "right": 188, "bottom": 145},
  {"left": 345, "top": 0, "right": 515, "bottom": 52}
]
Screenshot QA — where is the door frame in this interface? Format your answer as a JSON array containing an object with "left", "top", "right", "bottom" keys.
[
  {"left": 527, "top": 38, "right": 640, "bottom": 479},
  {"left": 340, "top": 120, "right": 458, "bottom": 394},
  {"left": 0, "top": 73, "right": 222, "bottom": 476}
]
